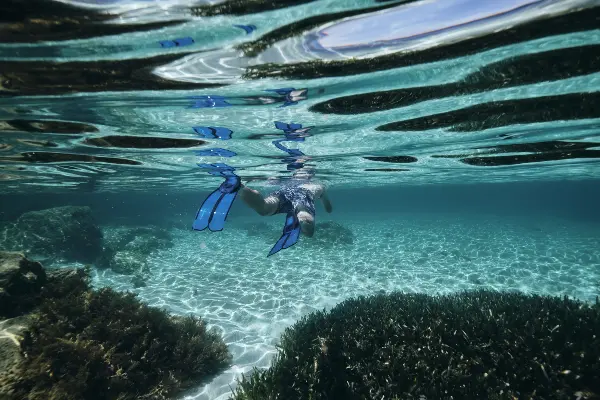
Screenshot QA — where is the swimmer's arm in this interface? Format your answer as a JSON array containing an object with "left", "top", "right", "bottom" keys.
[{"left": 321, "top": 190, "right": 333, "bottom": 213}]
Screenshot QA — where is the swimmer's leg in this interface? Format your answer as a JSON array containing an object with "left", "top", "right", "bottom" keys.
[
  {"left": 296, "top": 210, "right": 315, "bottom": 237},
  {"left": 239, "top": 186, "right": 278, "bottom": 216}
]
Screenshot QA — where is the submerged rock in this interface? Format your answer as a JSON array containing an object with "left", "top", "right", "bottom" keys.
[
  {"left": 97, "top": 226, "right": 173, "bottom": 276},
  {"left": 131, "top": 274, "right": 147, "bottom": 288},
  {"left": 110, "top": 250, "right": 147, "bottom": 275},
  {"left": 0, "top": 315, "right": 30, "bottom": 399},
  {"left": 0, "top": 206, "right": 103, "bottom": 263},
  {"left": 0, "top": 252, "right": 46, "bottom": 318}
]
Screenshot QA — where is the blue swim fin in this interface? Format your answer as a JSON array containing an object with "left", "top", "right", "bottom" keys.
[
  {"left": 275, "top": 121, "right": 302, "bottom": 132},
  {"left": 268, "top": 212, "right": 301, "bottom": 257},
  {"left": 233, "top": 24, "right": 257, "bottom": 34},
  {"left": 190, "top": 95, "right": 232, "bottom": 108},
  {"left": 159, "top": 37, "right": 195, "bottom": 48},
  {"left": 193, "top": 126, "right": 233, "bottom": 140},
  {"left": 193, "top": 175, "right": 241, "bottom": 232}
]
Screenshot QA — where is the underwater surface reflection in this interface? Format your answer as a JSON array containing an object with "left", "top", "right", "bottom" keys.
[{"left": 1, "top": 0, "right": 599, "bottom": 399}]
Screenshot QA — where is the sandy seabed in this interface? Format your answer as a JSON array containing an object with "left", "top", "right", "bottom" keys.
[{"left": 92, "top": 212, "right": 600, "bottom": 400}]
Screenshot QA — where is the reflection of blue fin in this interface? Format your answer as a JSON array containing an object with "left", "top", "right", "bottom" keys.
[
  {"left": 193, "top": 126, "right": 233, "bottom": 140},
  {"left": 287, "top": 148, "right": 304, "bottom": 157},
  {"left": 275, "top": 121, "right": 303, "bottom": 132},
  {"left": 159, "top": 37, "right": 194, "bottom": 48},
  {"left": 195, "top": 148, "right": 237, "bottom": 157},
  {"left": 190, "top": 95, "right": 231, "bottom": 108},
  {"left": 265, "top": 88, "right": 295, "bottom": 96},
  {"left": 193, "top": 176, "right": 240, "bottom": 232},
  {"left": 233, "top": 24, "right": 257, "bottom": 34},
  {"left": 268, "top": 213, "right": 301, "bottom": 257}
]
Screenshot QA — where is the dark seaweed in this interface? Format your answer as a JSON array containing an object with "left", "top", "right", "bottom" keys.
[
  {"left": 236, "top": 1, "right": 414, "bottom": 56},
  {"left": 376, "top": 92, "right": 600, "bottom": 132},
  {"left": 364, "top": 156, "right": 417, "bottom": 163},
  {"left": 244, "top": 5, "right": 600, "bottom": 79},
  {"left": 0, "top": 0, "right": 185, "bottom": 43},
  {"left": 232, "top": 290, "right": 600, "bottom": 400},
  {"left": 9, "top": 268, "right": 231, "bottom": 400},
  {"left": 0, "top": 53, "right": 220, "bottom": 96},
  {"left": 84, "top": 136, "right": 207, "bottom": 149},
  {"left": 191, "top": 0, "right": 316, "bottom": 17},
  {"left": 0, "top": 152, "right": 142, "bottom": 166},
  {"left": 310, "top": 44, "right": 600, "bottom": 114},
  {"left": 1, "top": 120, "right": 99, "bottom": 134}
]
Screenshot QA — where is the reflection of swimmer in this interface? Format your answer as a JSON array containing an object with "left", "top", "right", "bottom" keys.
[
  {"left": 190, "top": 88, "right": 307, "bottom": 108},
  {"left": 239, "top": 169, "right": 332, "bottom": 256}
]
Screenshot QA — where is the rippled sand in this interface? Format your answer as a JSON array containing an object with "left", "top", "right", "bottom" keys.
[{"left": 90, "top": 212, "right": 600, "bottom": 400}]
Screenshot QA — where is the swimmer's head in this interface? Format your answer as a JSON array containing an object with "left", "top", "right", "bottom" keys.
[{"left": 292, "top": 168, "right": 315, "bottom": 181}]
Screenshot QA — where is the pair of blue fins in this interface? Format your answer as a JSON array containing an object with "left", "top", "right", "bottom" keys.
[
  {"left": 193, "top": 122, "right": 307, "bottom": 256},
  {"left": 192, "top": 163, "right": 300, "bottom": 257}
]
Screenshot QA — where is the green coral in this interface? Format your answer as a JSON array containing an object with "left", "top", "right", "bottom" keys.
[
  {"left": 232, "top": 290, "right": 600, "bottom": 400},
  {"left": 6, "top": 268, "right": 231, "bottom": 400}
]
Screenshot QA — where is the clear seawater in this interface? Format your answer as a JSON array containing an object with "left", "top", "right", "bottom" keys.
[{"left": 1, "top": 0, "right": 600, "bottom": 399}]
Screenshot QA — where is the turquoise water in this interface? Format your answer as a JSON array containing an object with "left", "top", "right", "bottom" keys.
[{"left": 1, "top": 0, "right": 600, "bottom": 399}]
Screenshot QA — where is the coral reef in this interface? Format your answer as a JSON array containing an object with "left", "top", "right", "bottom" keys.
[
  {"left": 0, "top": 252, "right": 231, "bottom": 400},
  {"left": 0, "top": 206, "right": 103, "bottom": 263},
  {"left": 232, "top": 290, "right": 600, "bottom": 400}
]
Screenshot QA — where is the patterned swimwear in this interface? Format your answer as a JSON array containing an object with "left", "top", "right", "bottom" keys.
[{"left": 270, "top": 184, "right": 316, "bottom": 216}]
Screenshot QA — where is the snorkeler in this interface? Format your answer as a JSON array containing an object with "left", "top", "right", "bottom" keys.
[{"left": 239, "top": 171, "right": 333, "bottom": 255}]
